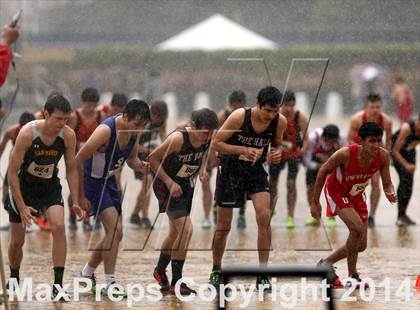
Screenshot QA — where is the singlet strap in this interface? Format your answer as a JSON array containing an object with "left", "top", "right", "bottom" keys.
[{"left": 30, "top": 120, "right": 40, "bottom": 140}]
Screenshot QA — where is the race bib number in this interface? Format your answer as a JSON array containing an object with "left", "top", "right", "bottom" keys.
[
  {"left": 349, "top": 181, "right": 369, "bottom": 196},
  {"left": 106, "top": 157, "right": 125, "bottom": 178},
  {"left": 176, "top": 164, "right": 199, "bottom": 178},
  {"left": 27, "top": 162, "right": 54, "bottom": 179}
]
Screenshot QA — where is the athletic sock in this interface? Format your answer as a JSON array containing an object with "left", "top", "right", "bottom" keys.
[
  {"left": 53, "top": 266, "right": 64, "bottom": 286},
  {"left": 82, "top": 263, "right": 95, "bottom": 277},
  {"left": 105, "top": 274, "right": 116, "bottom": 287},
  {"left": 212, "top": 264, "right": 221, "bottom": 272},
  {"left": 171, "top": 259, "right": 185, "bottom": 286},
  {"left": 156, "top": 252, "right": 171, "bottom": 274},
  {"left": 10, "top": 267, "right": 20, "bottom": 283}
]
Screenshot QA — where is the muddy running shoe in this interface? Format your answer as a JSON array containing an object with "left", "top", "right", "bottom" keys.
[
  {"left": 326, "top": 217, "right": 336, "bottom": 227},
  {"left": 256, "top": 275, "right": 272, "bottom": 293},
  {"left": 286, "top": 216, "right": 295, "bottom": 229},
  {"left": 201, "top": 219, "right": 212, "bottom": 229},
  {"left": 153, "top": 268, "right": 170, "bottom": 291},
  {"left": 237, "top": 214, "right": 246, "bottom": 229},
  {"left": 170, "top": 283, "right": 197, "bottom": 296},
  {"left": 68, "top": 217, "right": 77, "bottom": 231},
  {"left": 130, "top": 214, "right": 142, "bottom": 227},
  {"left": 101, "top": 282, "right": 127, "bottom": 298},
  {"left": 396, "top": 215, "right": 416, "bottom": 227},
  {"left": 367, "top": 216, "right": 375, "bottom": 228},
  {"left": 82, "top": 221, "right": 92, "bottom": 232},
  {"left": 305, "top": 217, "right": 320, "bottom": 226},
  {"left": 347, "top": 272, "right": 369, "bottom": 289},
  {"left": 52, "top": 285, "right": 71, "bottom": 301},
  {"left": 79, "top": 271, "right": 96, "bottom": 294},
  {"left": 141, "top": 217, "right": 152, "bottom": 229},
  {"left": 317, "top": 259, "right": 343, "bottom": 288},
  {"left": 209, "top": 270, "right": 221, "bottom": 289}
]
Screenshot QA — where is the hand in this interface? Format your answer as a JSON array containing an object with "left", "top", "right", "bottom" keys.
[
  {"left": 243, "top": 147, "right": 263, "bottom": 161},
  {"left": 18, "top": 205, "right": 37, "bottom": 227},
  {"left": 168, "top": 181, "right": 183, "bottom": 198},
  {"left": 80, "top": 197, "right": 92, "bottom": 212},
  {"left": 384, "top": 190, "right": 397, "bottom": 204},
  {"left": 137, "top": 160, "right": 149, "bottom": 174},
  {"left": 404, "top": 163, "right": 416, "bottom": 174},
  {"left": 267, "top": 149, "right": 282, "bottom": 164},
  {"left": 310, "top": 200, "right": 322, "bottom": 220},
  {"left": 72, "top": 204, "right": 87, "bottom": 221},
  {"left": 199, "top": 170, "right": 209, "bottom": 184},
  {"left": 1, "top": 25, "right": 19, "bottom": 45}
]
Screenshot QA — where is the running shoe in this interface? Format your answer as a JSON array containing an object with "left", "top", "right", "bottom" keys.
[
  {"left": 396, "top": 215, "right": 416, "bottom": 227},
  {"left": 52, "top": 285, "right": 71, "bottom": 301},
  {"left": 101, "top": 282, "right": 127, "bottom": 298},
  {"left": 141, "top": 218, "right": 152, "bottom": 229},
  {"left": 68, "top": 218, "right": 77, "bottom": 231},
  {"left": 286, "top": 216, "right": 295, "bottom": 229},
  {"left": 256, "top": 275, "right": 272, "bottom": 293},
  {"left": 326, "top": 217, "right": 336, "bottom": 227},
  {"left": 346, "top": 272, "right": 369, "bottom": 289},
  {"left": 129, "top": 214, "right": 142, "bottom": 227},
  {"left": 237, "top": 214, "right": 246, "bottom": 229},
  {"left": 93, "top": 220, "right": 101, "bottom": 230},
  {"left": 367, "top": 216, "right": 375, "bottom": 228},
  {"left": 305, "top": 217, "right": 320, "bottom": 226},
  {"left": 153, "top": 268, "right": 170, "bottom": 291},
  {"left": 201, "top": 219, "right": 212, "bottom": 229},
  {"left": 209, "top": 270, "right": 222, "bottom": 289},
  {"left": 79, "top": 271, "right": 96, "bottom": 294},
  {"left": 170, "top": 283, "right": 197, "bottom": 296},
  {"left": 317, "top": 259, "right": 343, "bottom": 288},
  {"left": 34, "top": 216, "right": 51, "bottom": 231}
]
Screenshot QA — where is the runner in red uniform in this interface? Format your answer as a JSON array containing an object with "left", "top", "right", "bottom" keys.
[
  {"left": 348, "top": 94, "right": 392, "bottom": 227},
  {"left": 392, "top": 77, "right": 413, "bottom": 123},
  {"left": 311, "top": 122, "right": 396, "bottom": 287}
]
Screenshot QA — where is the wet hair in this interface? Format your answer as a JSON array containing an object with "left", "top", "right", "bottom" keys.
[
  {"left": 358, "top": 122, "right": 383, "bottom": 140},
  {"left": 124, "top": 99, "right": 150, "bottom": 121},
  {"left": 111, "top": 93, "right": 128, "bottom": 108},
  {"left": 18, "top": 112, "right": 35, "bottom": 127},
  {"left": 44, "top": 94, "right": 72, "bottom": 115},
  {"left": 47, "top": 90, "right": 63, "bottom": 100},
  {"left": 365, "top": 93, "right": 381, "bottom": 104},
  {"left": 150, "top": 100, "right": 168, "bottom": 120},
  {"left": 322, "top": 124, "right": 340, "bottom": 140},
  {"left": 191, "top": 108, "right": 218, "bottom": 129},
  {"left": 283, "top": 90, "right": 296, "bottom": 103},
  {"left": 81, "top": 87, "right": 99, "bottom": 103},
  {"left": 256, "top": 86, "right": 283, "bottom": 108},
  {"left": 229, "top": 90, "right": 246, "bottom": 105}
]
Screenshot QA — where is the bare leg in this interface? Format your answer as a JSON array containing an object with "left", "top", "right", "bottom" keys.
[
  {"left": 269, "top": 177, "right": 279, "bottom": 212},
  {"left": 45, "top": 205, "right": 67, "bottom": 267},
  {"left": 369, "top": 172, "right": 381, "bottom": 217},
  {"left": 8, "top": 223, "right": 26, "bottom": 270},
  {"left": 251, "top": 192, "right": 271, "bottom": 265},
  {"left": 201, "top": 178, "right": 212, "bottom": 220},
  {"left": 170, "top": 216, "right": 193, "bottom": 260},
  {"left": 212, "top": 207, "right": 233, "bottom": 266},
  {"left": 287, "top": 179, "right": 297, "bottom": 218}
]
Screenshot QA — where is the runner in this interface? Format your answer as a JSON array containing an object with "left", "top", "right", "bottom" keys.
[
  {"left": 348, "top": 94, "right": 393, "bottom": 227},
  {"left": 209, "top": 86, "right": 287, "bottom": 291},
  {"left": 311, "top": 122, "right": 396, "bottom": 287},
  {"left": 151, "top": 108, "right": 218, "bottom": 295},
  {"left": 391, "top": 76, "right": 413, "bottom": 123},
  {"left": 97, "top": 93, "right": 128, "bottom": 120}
]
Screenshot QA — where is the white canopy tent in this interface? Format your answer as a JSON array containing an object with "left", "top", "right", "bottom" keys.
[{"left": 157, "top": 14, "right": 278, "bottom": 51}]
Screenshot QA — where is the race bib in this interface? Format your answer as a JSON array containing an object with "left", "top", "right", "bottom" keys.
[
  {"left": 27, "top": 162, "right": 54, "bottom": 179},
  {"left": 238, "top": 154, "right": 254, "bottom": 162},
  {"left": 176, "top": 164, "right": 199, "bottom": 178},
  {"left": 349, "top": 181, "right": 369, "bottom": 196}
]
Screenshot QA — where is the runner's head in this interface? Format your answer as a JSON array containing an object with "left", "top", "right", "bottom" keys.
[
  {"left": 80, "top": 87, "right": 99, "bottom": 114},
  {"left": 190, "top": 108, "right": 218, "bottom": 144},
  {"left": 150, "top": 100, "right": 168, "bottom": 126},
  {"left": 280, "top": 90, "right": 296, "bottom": 116},
  {"left": 322, "top": 124, "right": 340, "bottom": 148},
  {"left": 359, "top": 122, "right": 383, "bottom": 156},
  {"left": 124, "top": 99, "right": 150, "bottom": 130},
  {"left": 110, "top": 93, "right": 128, "bottom": 115},
  {"left": 44, "top": 94, "right": 72, "bottom": 131},
  {"left": 228, "top": 90, "right": 246, "bottom": 111},
  {"left": 256, "top": 86, "right": 282, "bottom": 122},
  {"left": 364, "top": 93, "right": 382, "bottom": 118},
  {"left": 415, "top": 112, "right": 420, "bottom": 134},
  {"left": 18, "top": 112, "right": 35, "bottom": 127}
]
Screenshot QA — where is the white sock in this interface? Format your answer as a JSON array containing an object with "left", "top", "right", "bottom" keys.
[
  {"left": 82, "top": 264, "right": 95, "bottom": 277},
  {"left": 105, "top": 274, "right": 116, "bottom": 287}
]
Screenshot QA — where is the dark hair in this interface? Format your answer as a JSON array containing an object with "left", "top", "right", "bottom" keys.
[
  {"left": 47, "top": 90, "right": 63, "bottom": 100},
  {"left": 366, "top": 93, "right": 381, "bottom": 104},
  {"left": 229, "top": 90, "right": 246, "bottom": 105},
  {"left": 322, "top": 124, "right": 340, "bottom": 140},
  {"left": 150, "top": 100, "right": 168, "bottom": 120},
  {"left": 257, "top": 86, "right": 283, "bottom": 108},
  {"left": 283, "top": 90, "right": 296, "bottom": 103},
  {"left": 44, "top": 94, "right": 72, "bottom": 115},
  {"left": 359, "top": 122, "right": 383, "bottom": 140},
  {"left": 111, "top": 93, "right": 128, "bottom": 108},
  {"left": 191, "top": 108, "right": 218, "bottom": 129},
  {"left": 18, "top": 112, "right": 35, "bottom": 127},
  {"left": 81, "top": 87, "right": 99, "bottom": 103},
  {"left": 124, "top": 99, "right": 150, "bottom": 121}
]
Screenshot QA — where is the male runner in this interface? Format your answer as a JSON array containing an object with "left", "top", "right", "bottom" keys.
[
  {"left": 348, "top": 94, "right": 393, "bottom": 227},
  {"left": 392, "top": 113, "right": 419, "bottom": 226},
  {"left": 209, "top": 86, "right": 287, "bottom": 290},
  {"left": 303, "top": 124, "right": 346, "bottom": 226},
  {"left": 269, "top": 90, "right": 308, "bottom": 228},
  {"left": 311, "top": 122, "right": 396, "bottom": 287},
  {"left": 130, "top": 100, "right": 168, "bottom": 229},
  {"left": 78, "top": 99, "right": 150, "bottom": 297},
  {"left": 98, "top": 93, "right": 128, "bottom": 120},
  {"left": 6, "top": 94, "right": 84, "bottom": 298},
  {"left": 151, "top": 108, "right": 218, "bottom": 295}
]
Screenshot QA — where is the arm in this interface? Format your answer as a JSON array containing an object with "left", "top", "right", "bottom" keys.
[
  {"left": 7, "top": 126, "right": 38, "bottom": 225},
  {"left": 299, "top": 112, "right": 309, "bottom": 151},
  {"left": 63, "top": 126, "right": 85, "bottom": 219},
  {"left": 267, "top": 113, "right": 287, "bottom": 164},
  {"left": 384, "top": 115, "right": 393, "bottom": 151},
  {"left": 310, "top": 147, "right": 349, "bottom": 219},
  {"left": 126, "top": 140, "right": 148, "bottom": 173},
  {"left": 0, "top": 128, "right": 12, "bottom": 158},
  {"left": 148, "top": 132, "right": 183, "bottom": 196},
  {"left": 379, "top": 149, "right": 397, "bottom": 203},
  {"left": 391, "top": 123, "right": 414, "bottom": 173}
]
